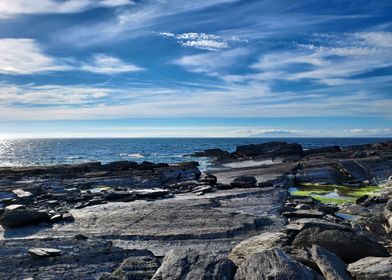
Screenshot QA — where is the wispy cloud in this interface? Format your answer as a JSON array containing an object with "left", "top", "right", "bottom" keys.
[
  {"left": 0, "top": 38, "right": 70, "bottom": 75},
  {"left": 81, "top": 54, "right": 144, "bottom": 74},
  {"left": 157, "top": 32, "right": 232, "bottom": 50},
  {"left": 173, "top": 48, "right": 250, "bottom": 75},
  {"left": 0, "top": 0, "right": 133, "bottom": 18}
]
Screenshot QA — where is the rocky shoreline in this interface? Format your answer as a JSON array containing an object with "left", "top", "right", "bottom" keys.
[{"left": 0, "top": 140, "right": 391, "bottom": 279}]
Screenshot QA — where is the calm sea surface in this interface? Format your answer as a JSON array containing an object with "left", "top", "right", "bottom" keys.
[{"left": 0, "top": 138, "right": 390, "bottom": 169}]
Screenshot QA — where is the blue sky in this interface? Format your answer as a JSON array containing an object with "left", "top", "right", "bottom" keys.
[{"left": 0, "top": 0, "right": 391, "bottom": 138}]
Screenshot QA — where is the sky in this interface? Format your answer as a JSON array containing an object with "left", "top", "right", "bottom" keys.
[{"left": 0, "top": 0, "right": 391, "bottom": 138}]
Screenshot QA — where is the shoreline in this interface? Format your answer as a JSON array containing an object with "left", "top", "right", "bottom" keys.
[{"left": 0, "top": 140, "right": 391, "bottom": 279}]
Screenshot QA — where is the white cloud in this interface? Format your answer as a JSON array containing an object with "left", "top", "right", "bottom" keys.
[
  {"left": 355, "top": 32, "right": 392, "bottom": 48},
  {"left": 0, "top": 0, "right": 133, "bottom": 18},
  {"left": 158, "top": 32, "right": 230, "bottom": 50},
  {"left": 174, "top": 48, "right": 250, "bottom": 75},
  {"left": 81, "top": 54, "right": 144, "bottom": 74},
  {"left": 0, "top": 38, "right": 70, "bottom": 75}
]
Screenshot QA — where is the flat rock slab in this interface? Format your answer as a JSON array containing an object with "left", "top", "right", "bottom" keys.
[
  {"left": 348, "top": 257, "right": 392, "bottom": 280},
  {"left": 1, "top": 187, "right": 287, "bottom": 257},
  {"left": 28, "top": 247, "right": 62, "bottom": 258}
]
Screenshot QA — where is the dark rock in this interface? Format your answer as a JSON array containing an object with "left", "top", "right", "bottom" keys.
[
  {"left": 28, "top": 248, "right": 62, "bottom": 258},
  {"left": 199, "top": 173, "right": 217, "bottom": 185},
  {"left": 315, "top": 204, "right": 339, "bottom": 215},
  {"left": 62, "top": 212, "right": 75, "bottom": 222},
  {"left": 1, "top": 204, "right": 50, "bottom": 228},
  {"left": 311, "top": 245, "right": 352, "bottom": 280},
  {"left": 282, "top": 210, "right": 324, "bottom": 219},
  {"left": 74, "top": 234, "right": 88, "bottom": 240},
  {"left": 292, "top": 225, "right": 390, "bottom": 263},
  {"left": 235, "top": 141, "right": 303, "bottom": 158},
  {"left": 102, "top": 161, "right": 138, "bottom": 172},
  {"left": 190, "top": 148, "right": 233, "bottom": 161},
  {"left": 383, "top": 199, "right": 392, "bottom": 229},
  {"left": 229, "top": 231, "right": 289, "bottom": 266},
  {"left": 230, "top": 176, "right": 257, "bottom": 188},
  {"left": 283, "top": 246, "right": 318, "bottom": 271},
  {"left": 348, "top": 257, "right": 392, "bottom": 280},
  {"left": 50, "top": 214, "right": 63, "bottom": 223},
  {"left": 152, "top": 248, "right": 236, "bottom": 280},
  {"left": 304, "top": 146, "right": 341, "bottom": 156},
  {"left": 234, "top": 248, "right": 316, "bottom": 280},
  {"left": 355, "top": 195, "right": 369, "bottom": 204}
]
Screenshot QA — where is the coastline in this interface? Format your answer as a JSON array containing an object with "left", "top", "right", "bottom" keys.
[{"left": 0, "top": 140, "right": 391, "bottom": 279}]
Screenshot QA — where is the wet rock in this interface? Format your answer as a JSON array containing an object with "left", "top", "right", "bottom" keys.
[
  {"left": 234, "top": 248, "right": 315, "bottom": 280},
  {"left": 152, "top": 248, "right": 236, "bottom": 280},
  {"left": 348, "top": 257, "right": 392, "bottom": 280},
  {"left": 230, "top": 176, "right": 257, "bottom": 188},
  {"left": 355, "top": 195, "right": 369, "bottom": 204},
  {"left": 1, "top": 204, "right": 50, "bottom": 228},
  {"left": 229, "top": 231, "right": 289, "bottom": 266},
  {"left": 311, "top": 245, "right": 352, "bottom": 280},
  {"left": 28, "top": 248, "right": 62, "bottom": 258},
  {"left": 292, "top": 225, "right": 390, "bottom": 263}
]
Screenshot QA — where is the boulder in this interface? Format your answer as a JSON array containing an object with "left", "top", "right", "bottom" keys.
[
  {"left": 348, "top": 257, "right": 392, "bottom": 280},
  {"left": 1, "top": 205, "right": 50, "bottom": 228},
  {"left": 292, "top": 226, "right": 390, "bottom": 263},
  {"left": 311, "top": 245, "right": 352, "bottom": 280},
  {"left": 283, "top": 246, "right": 318, "bottom": 271},
  {"left": 199, "top": 173, "right": 217, "bottom": 185},
  {"left": 229, "top": 231, "right": 290, "bottom": 266},
  {"left": 234, "top": 248, "right": 316, "bottom": 280},
  {"left": 102, "top": 161, "right": 138, "bottom": 172},
  {"left": 282, "top": 210, "right": 324, "bottom": 219},
  {"left": 230, "top": 176, "right": 257, "bottom": 188},
  {"left": 151, "top": 248, "right": 236, "bottom": 280}
]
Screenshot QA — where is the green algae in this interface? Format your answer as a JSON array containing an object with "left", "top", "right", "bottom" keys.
[{"left": 290, "top": 184, "right": 381, "bottom": 205}]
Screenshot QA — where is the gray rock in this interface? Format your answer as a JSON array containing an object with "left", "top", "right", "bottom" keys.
[
  {"left": 348, "top": 257, "right": 392, "bottom": 280},
  {"left": 311, "top": 245, "right": 352, "bottom": 280},
  {"left": 292, "top": 226, "right": 390, "bottom": 263},
  {"left": 28, "top": 248, "right": 62, "bottom": 258},
  {"left": 151, "top": 248, "right": 236, "bottom": 280},
  {"left": 283, "top": 246, "right": 318, "bottom": 271},
  {"left": 282, "top": 210, "right": 325, "bottom": 219},
  {"left": 234, "top": 248, "right": 316, "bottom": 280},
  {"left": 1, "top": 204, "right": 50, "bottom": 228},
  {"left": 230, "top": 176, "right": 257, "bottom": 188},
  {"left": 100, "top": 249, "right": 161, "bottom": 280},
  {"left": 229, "top": 231, "right": 289, "bottom": 266}
]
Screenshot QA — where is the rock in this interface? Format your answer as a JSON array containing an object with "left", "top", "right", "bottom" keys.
[
  {"left": 74, "top": 234, "right": 88, "bottom": 240},
  {"left": 304, "top": 146, "right": 342, "bottom": 156},
  {"left": 229, "top": 231, "right": 290, "bottom": 266},
  {"left": 1, "top": 205, "right": 50, "bottom": 228},
  {"left": 28, "top": 248, "right": 62, "bottom": 258},
  {"left": 50, "top": 214, "right": 63, "bottom": 223},
  {"left": 283, "top": 246, "right": 318, "bottom": 271},
  {"left": 102, "top": 161, "right": 138, "bottom": 172},
  {"left": 282, "top": 210, "right": 324, "bottom": 219},
  {"left": 12, "top": 189, "right": 33, "bottom": 199},
  {"left": 315, "top": 204, "right": 339, "bottom": 215},
  {"left": 191, "top": 148, "right": 233, "bottom": 161},
  {"left": 151, "top": 248, "right": 236, "bottom": 280},
  {"left": 348, "top": 257, "right": 392, "bottom": 280},
  {"left": 234, "top": 248, "right": 316, "bottom": 280},
  {"left": 383, "top": 199, "right": 392, "bottom": 228},
  {"left": 295, "top": 204, "right": 312, "bottom": 210},
  {"left": 355, "top": 195, "right": 369, "bottom": 204},
  {"left": 100, "top": 250, "right": 161, "bottom": 280},
  {"left": 235, "top": 142, "right": 303, "bottom": 158},
  {"left": 230, "top": 176, "right": 257, "bottom": 188},
  {"left": 292, "top": 226, "right": 390, "bottom": 263},
  {"left": 62, "top": 212, "right": 75, "bottom": 222},
  {"left": 311, "top": 245, "right": 352, "bottom": 280},
  {"left": 199, "top": 173, "right": 217, "bottom": 185}
]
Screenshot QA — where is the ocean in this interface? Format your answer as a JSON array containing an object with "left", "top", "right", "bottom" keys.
[{"left": 0, "top": 138, "right": 390, "bottom": 169}]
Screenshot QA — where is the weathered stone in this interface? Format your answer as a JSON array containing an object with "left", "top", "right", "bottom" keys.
[
  {"left": 1, "top": 205, "right": 50, "bottom": 228},
  {"left": 100, "top": 250, "right": 161, "bottom": 280},
  {"left": 152, "top": 248, "right": 236, "bottom": 280},
  {"left": 292, "top": 226, "right": 390, "bottom": 263},
  {"left": 311, "top": 245, "right": 352, "bottom": 280},
  {"left": 234, "top": 248, "right": 316, "bottom": 280},
  {"left": 348, "top": 257, "right": 392, "bottom": 280},
  {"left": 230, "top": 176, "right": 257, "bottom": 188},
  {"left": 199, "top": 173, "right": 218, "bottom": 185},
  {"left": 229, "top": 231, "right": 289, "bottom": 266}
]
